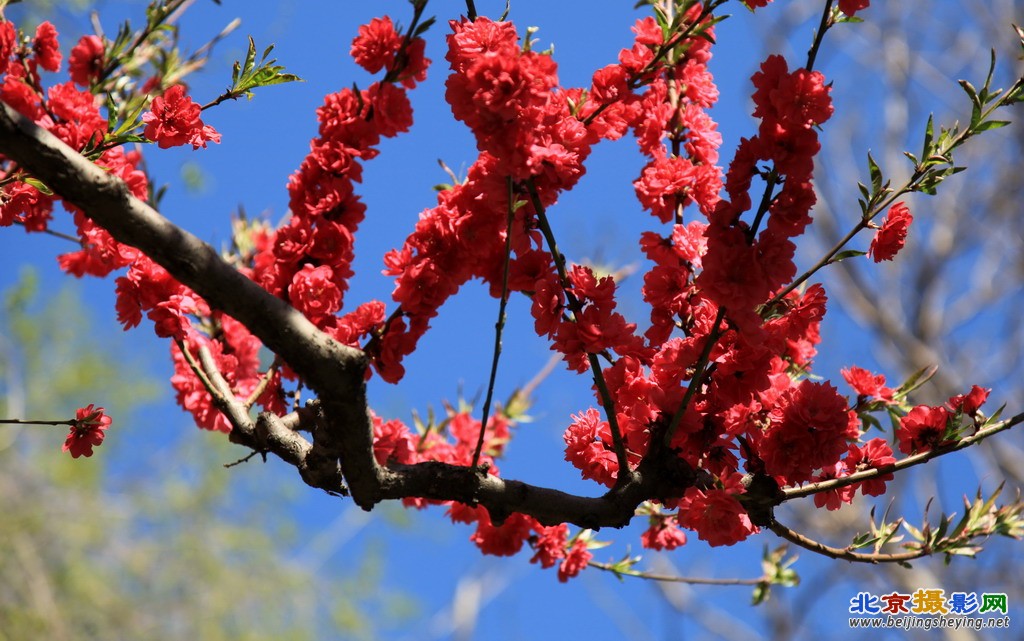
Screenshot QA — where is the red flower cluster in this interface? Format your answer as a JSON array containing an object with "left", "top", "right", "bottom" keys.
[
  {"left": 239, "top": 16, "right": 431, "bottom": 365},
  {"left": 0, "top": 19, "right": 150, "bottom": 278},
  {"left": 63, "top": 404, "right": 112, "bottom": 458}
]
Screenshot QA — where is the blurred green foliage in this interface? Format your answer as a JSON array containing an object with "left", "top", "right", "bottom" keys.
[{"left": 0, "top": 270, "right": 416, "bottom": 640}]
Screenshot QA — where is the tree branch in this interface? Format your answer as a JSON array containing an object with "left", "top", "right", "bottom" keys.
[
  {"left": 782, "top": 411, "right": 1024, "bottom": 501},
  {"left": 0, "top": 99, "right": 700, "bottom": 530}
]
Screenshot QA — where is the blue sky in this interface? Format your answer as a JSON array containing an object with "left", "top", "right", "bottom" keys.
[{"left": 3, "top": 1, "right": 1019, "bottom": 639}]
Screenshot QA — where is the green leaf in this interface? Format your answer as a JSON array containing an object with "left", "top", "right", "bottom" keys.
[
  {"left": 866, "top": 152, "right": 883, "bottom": 193},
  {"left": 974, "top": 119, "right": 1011, "bottom": 132},
  {"left": 21, "top": 177, "right": 53, "bottom": 195},
  {"left": 829, "top": 249, "right": 867, "bottom": 265}
]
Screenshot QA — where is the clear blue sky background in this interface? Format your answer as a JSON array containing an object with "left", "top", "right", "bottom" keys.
[{"left": 2, "top": 1, "right": 1017, "bottom": 639}]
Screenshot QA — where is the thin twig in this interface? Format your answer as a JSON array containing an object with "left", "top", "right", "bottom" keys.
[
  {"left": 245, "top": 357, "right": 281, "bottom": 408},
  {"left": 224, "top": 450, "right": 260, "bottom": 468},
  {"left": 805, "top": 0, "right": 835, "bottom": 72},
  {"left": 176, "top": 338, "right": 219, "bottom": 398},
  {"left": 783, "top": 411, "right": 1024, "bottom": 500},
  {"left": 664, "top": 306, "right": 726, "bottom": 445},
  {"left": 770, "top": 81, "right": 1024, "bottom": 306},
  {"left": 525, "top": 178, "right": 632, "bottom": 483},
  {"left": 471, "top": 176, "right": 516, "bottom": 469},
  {"left": 588, "top": 560, "right": 767, "bottom": 585},
  {"left": 770, "top": 519, "right": 924, "bottom": 564},
  {"left": 0, "top": 418, "right": 73, "bottom": 426}
]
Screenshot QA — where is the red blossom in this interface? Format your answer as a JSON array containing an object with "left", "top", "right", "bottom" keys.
[
  {"left": 557, "top": 539, "right": 592, "bottom": 582},
  {"left": 63, "top": 404, "right": 112, "bottom": 458},
  {"left": 69, "top": 35, "right": 104, "bottom": 87},
  {"left": 838, "top": 0, "right": 870, "bottom": 16},
  {"left": 350, "top": 16, "right": 403, "bottom": 74},
  {"left": 678, "top": 487, "right": 757, "bottom": 547},
  {"left": 563, "top": 408, "right": 619, "bottom": 487},
  {"left": 948, "top": 385, "right": 990, "bottom": 416},
  {"left": 372, "top": 414, "right": 417, "bottom": 466},
  {"left": 759, "top": 380, "right": 858, "bottom": 484},
  {"left": 896, "top": 405, "right": 951, "bottom": 454},
  {"left": 842, "top": 365, "right": 894, "bottom": 403},
  {"left": 0, "top": 21, "right": 16, "bottom": 76},
  {"left": 142, "top": 84, "right": 221, "bottom": 149},
  {"left": 530, "top": 524, "right": 568, "bottom": 569},
  {"left": 870, "top": 202, "right": 913, "bottom": 262},
  {"left": 811, "top": 461, "right": 856, "bottom": 510},
  {"left": 470, "top": 511, "right": 535, "bottom": 557},
  {"left": 846, "top": 438, "right": 896, "bottom": 496},
  {"left": 288, "top": 264, "right": 343, "bottom": 324},
  {"left": 33, "top": 22, "right": 62, "bottom": 72},
  {"left": 641, "top": 518, "right": 688, "bottom": 551}
]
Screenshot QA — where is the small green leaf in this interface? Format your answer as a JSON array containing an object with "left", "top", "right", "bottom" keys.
[
  {"left": 21, "top": 177, "right": 53, "bottom": 195},
  {"left": 829, "top": 249, "right": 867, "bottom": 265},
  {"left": 974, "top": 120, "right": 1011, "bottom": 132}
]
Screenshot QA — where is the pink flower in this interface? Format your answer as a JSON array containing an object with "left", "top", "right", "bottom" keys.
[
  {"left": 63, "top": 404, "right": 112, "bottom": 458},
  {"left": 641, "top": 518, "right": 688, "bottom": 551},
  {"left": 142, "top": 84, "right": 221, "bottom": 149},
  {"left": 678, "top": 487, "right": 757, "bottom": 547},
  {"left": 288, "top": 264, "right": 342, "bottom": 324},
  {"left": 33, "top": 22, "right": 62, "bottom": 72},
  {"left": 870, "top": 202, "right": 913, "bottom": 262},
  {"left": 69, "top": 35, "right": 105, "bottom": 87},
  {"left": 838, "top": 0, "right": 870, "bottom": 16},
  {"left": 897, "top": 405, "right": 951, "bottom": 454},
  {"left": 530, "top": 524, "right": 568, "bottom": 569},
  {"left": 350, "top": 16, "right": 402, "bottom": 74},
  {"left": 557, "top": 539, "right": 592, "bottom": 582},
  {"left": 842, "top": 366, "right": 894, "bottom": 403}
]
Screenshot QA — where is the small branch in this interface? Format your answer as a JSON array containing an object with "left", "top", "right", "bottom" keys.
[
  {"left": 746, "top": 172, "right": 778, "bottom": 242},
  {"left": 0, "top": 418, "right": 73, "bottom": 427},
  {"left": 770, "top": 519, "right": 925, "bottom": 564},
  {"left": 767, "top": 218, "right": 869, "bottom": 305},
  {"left": 805, "top": 0, "right": 835, "bottom": 72},
  {"left": 664, "top": 306, "right": 726, "bottom": 444},
  {"left": 525, "top": 177, "right": 632, "bottom": 483},
  {"left": 588, "top": 560, "right": 768, "bottom": 586},
  {"left": 382, "top": 0, "right": 430, "bottom": 86},
  {"left": 224, "top": 450, "right": 261, "bottom": 468},
  {"left": 12, "top": 220, "right": 83, "bottom": 244},
  {"left": 471, "top": 176, "right": 516, "bottom": 469},
  {"left": 245, "top": 357, "right": 281, "bottom": 409},
  {"left": 176, "top": 339, "right": 220, "bottom": 400},
  {"left": 783, "top": 410, "right": 1024, "bottom": 501},
  {"left": 464, "top": 0, "right": 477, "bottom": 20}
]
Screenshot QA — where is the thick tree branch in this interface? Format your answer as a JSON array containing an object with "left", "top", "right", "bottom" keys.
[
  {"left": 0, "top": 98, "right": 379, "bottom": 504},
  {"left": 0, "top": 99, "right": 700, "bottom": 530}
]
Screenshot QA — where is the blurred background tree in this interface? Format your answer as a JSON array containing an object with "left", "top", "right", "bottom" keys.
[{"left": 0, "top": 271, "right": 417, "bottom": 640}]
